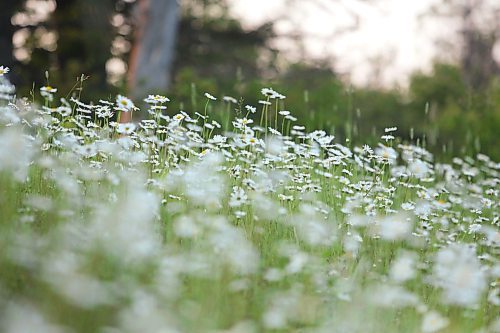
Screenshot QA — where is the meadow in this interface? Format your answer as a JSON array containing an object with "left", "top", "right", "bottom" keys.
[{"left": 0, "top": 68, "right": 499, "bottom": 332}]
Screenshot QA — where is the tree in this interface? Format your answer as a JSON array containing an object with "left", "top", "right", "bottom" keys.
[
  {"left": 127, "top": 0, "right": 180, "bottom": 100},
  {"left": 4, "top": 0, "right": 116, "bottom": 99},
  {"left": 459, "top": 0, "right": 499, "bottom": 89},
  {"left": 126, "top": 0, "right": 278, "bottom": 102},
  {"left": 0, "top": 1, "right": 22, "bottom": 70},
  {"left": 51, "top": 0, "right": 115, "bottom": 97},
  {"left": 425, "top": 0, "right": 500, "bottom": 89},
  {"left": 0, "top": 0, "right": 28, "bottom": 86}
]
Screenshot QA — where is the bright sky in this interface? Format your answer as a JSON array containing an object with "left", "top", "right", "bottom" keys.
[{"left": 229, "top": 0, "right": 451, "bottom": 87}]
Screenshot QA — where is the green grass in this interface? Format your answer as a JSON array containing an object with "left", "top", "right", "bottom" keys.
[{"left": 0, "top": 80, "right": 498, "bottom": 333}]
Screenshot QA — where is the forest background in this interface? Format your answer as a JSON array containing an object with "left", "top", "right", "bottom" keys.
[{"left": 1, "top": 0, "right": 499, "bottom": 160}]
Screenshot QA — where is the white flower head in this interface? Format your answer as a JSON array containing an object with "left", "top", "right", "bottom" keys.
[
  {"left": 0, "top": 128, "right": 34, "bottom": 181},
  {"left": 0, "top": 65, "right": 10, "bottom": 76},
  {"left": 40, "top": 85, "right": 57, "bottom": 93},
  {"left": 401, "top": 202, "right": 415, "bottom": 211},
  {"left": 229, "top": 186, "right": 247, "bottom": 207},
  {"left": 245, "top": 105, "right": 257, "bottom": 113},
  {"left": 223, "top": 95, "right": 237, "bottom": 103},
  {"left": 421, "top": 311, "right": 449, "bottom": 333},
  {"left": 40, "top": 85, "right": 57, "bottom": 101},
  {"left": 116, "top": 95, "right": 135, "bottom": 111},
  {"left": 390, "top": 252, "right": 417, "bottom": 282},
  {"left": 261, "top": 87, "right": 284, "bottom": 99},
  {"left": 172, "top": 113, "right": 185, "bottom": 122},
  {"left": 375, "top": 145, "right": 398, "bottom": 164},
  {"left": 144, "top": 94, "right": 169, "bottom": 104},
  {"left": 56, "top": 106, "right": 72, "bottom": 117},
  {"left": 433, "top": 244, "right": 487, "bottom": 306},
  {"left": 204, "top": 92, "right": 217, "bottom": 101},
  {"left": 209, "top": 134, "right": 227, "bottom": 144},
  {"left": 117, "top": 122, "right": 136, "bottom": 135},
  {"left": 261, "top": 87, "right": 277, "bottom": 97},
  {"left": 408, "top": 159, "right": 431, "bottom": 179},
  {"left": 375, "top": 213, "right": 413, "bottom": 241}
]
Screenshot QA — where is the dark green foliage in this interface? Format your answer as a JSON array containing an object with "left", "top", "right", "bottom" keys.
[{"left": 5, "top": 0, "right": 117, "bottom": 100}]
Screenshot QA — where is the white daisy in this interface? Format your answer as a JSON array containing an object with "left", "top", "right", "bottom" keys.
[
  {"left": 204, "top": 92, "right": 216, "bottom": 101},
  {"left": 116, "top": 95, "right": 135, "bottom": 111},
  {"left": 0, "top": 65, "right": 10, "bottom": 76},
  {"left": 144, "top": 94, "right": 169, "bottom": 104},
  {"left": 117, "top": 122, "right": 136, "bottom": 135}
]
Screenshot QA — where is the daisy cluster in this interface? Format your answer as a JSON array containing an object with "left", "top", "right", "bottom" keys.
[{"left": 0, "top": 71, "right": 498, "bottom": 333}]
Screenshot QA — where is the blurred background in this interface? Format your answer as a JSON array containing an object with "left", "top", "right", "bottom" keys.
[{"left": 1, "top": 0, "right": 499, "bottom": 159}]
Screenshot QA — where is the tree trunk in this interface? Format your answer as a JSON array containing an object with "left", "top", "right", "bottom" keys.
[
  {"left": 127, "top": 0, "right": 180, "bottom": 101},
  {"left": 460, "top": 0, "right": 499, "bottom": 89}
]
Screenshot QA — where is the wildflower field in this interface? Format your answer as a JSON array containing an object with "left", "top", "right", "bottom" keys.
[{"left": 0, "top": 69, "right": 499, "bottom": 333}]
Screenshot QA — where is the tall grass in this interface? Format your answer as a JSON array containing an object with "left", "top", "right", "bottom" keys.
[{"left": 0, "top": 72, "right": 498, "bottom": 333}]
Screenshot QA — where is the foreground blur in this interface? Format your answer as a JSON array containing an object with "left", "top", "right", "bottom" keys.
[{"left": 0, "top": 72, "right": 499, "bottom": 333}]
